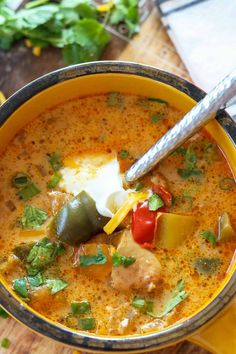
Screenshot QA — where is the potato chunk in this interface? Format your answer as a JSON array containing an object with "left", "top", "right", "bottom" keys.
[
  {"left": 156, "top": 212, "right": 197, "bottom": 249},
  {"left": 111, "top": 230, "right": 161, "bottom": 291}
]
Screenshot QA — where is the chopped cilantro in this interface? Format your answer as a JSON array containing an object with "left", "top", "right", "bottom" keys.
[
  {"left": 175, "top": 145, "right": 203, "bottom": 180},
  {"left": 46, "top": 278, "right": 68, "bottom": 295},
  {"left": 119, "top": 149, "right": 129, "bottom": 160},
  {"left": 79, "top": 247, "right": 107, "bottom": 267},
  {"left": 134, "top": 181, "right": 144, "bottom": 191},
  {"left": 109, "top": 0, "right": 139, "bottom": 37},
  {"left": 13, "top": 278, "right": 29, "bottom": 298},
  {"left": 112, "top": 252, "right": 136, "bottom": 268},
  {"left": 202, "top": 141, "right": 219, "bottom": 163},
  {"left": 78, "top": 317, "right": 96, "bottom": 330},
  {"left": 173, "top": 146, "right": 187, "bottom": 156},
  {"left": 219, "top": 177, "right": 235, "bottom": 191},
  {"left": 107, "top": 92, "right": 125, "bottom": 108},
  {"left": 177, "top": 168, "right": 203, "bottom": 180},
  {"left": 27, "top": 273, "right": 45, "bottom": 287},
  {"left": 65, "top": 314, "right": 78, "bottom": 328},
  {"left": 172, "top": 195, "right": 193, "bottom": 211},
  {"left": 200, "top": 230, "right": 217, "bottom": 247},
  {"left": 185, "top": 147, "right": 197, "bottom": 170},
  {"left": 1, "top": 338, "right": 10, "bottom": 349},
  {"left": 17, "top": 183, "right": 41, "bottom": 201},
  {"left": 0, "top": 307, "right": 8, "bottom": 319},
  {"left": 194, "top": 258, "right": 221, "bottom": 275},
  {"left": 148, "top": 193, "right": 164, "bottom": 211},
  {"left": 48, "top": 152, "right": 63, "bottom": 172},
  {"left": 132, "top": 296, "right": 154, "bottom": 315},
  {"left": 56, "top": 243, "right": 66, "bottom": 256},
  {"left": 151, "top": 113, "right": 165, "bottom": 123},
  {"left": 146, "top": 300, "right": 154, "bottom": 314},
  {"left": 12, "top": 173, "right": 29, "bottom": 188},
  {"left": 25, "top": 0, "right": 49, "bottom": 9},
  {"left": 132, "top": 296, "right": 146, "bottom": 310},
  {"left": 62, "top": 19, "right": 110, "bottom": 65},
  {"left": 71, "top": 301, "right": 91, "bottom": 315},
  {"left": 147, "top": 97, "right": 168, "bottom": 105},
  {"left": 26, "top": 237, "right": 62, "bottom": 276},
  {"left": 147, "top": 280, "right": 188, "bottom": 318},
  {"left": 47, "top": 172, "right": 62, "bottom": 189},
  {"left": 20, "top": 205, "right": 48, "bottom": 230}
]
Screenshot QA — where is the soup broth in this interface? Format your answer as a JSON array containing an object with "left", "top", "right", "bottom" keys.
[{"left": 0, "top": 93, "right": 235, "bottom": 335}]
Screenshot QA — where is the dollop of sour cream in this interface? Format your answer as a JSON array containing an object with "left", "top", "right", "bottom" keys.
[{"left": 59, "top": 153, "right": 128, "bottom": 217}]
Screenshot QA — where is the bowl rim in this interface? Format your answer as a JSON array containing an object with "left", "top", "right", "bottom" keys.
[{"left": 0, "top": 60, "right": 235, "bottom": 352}]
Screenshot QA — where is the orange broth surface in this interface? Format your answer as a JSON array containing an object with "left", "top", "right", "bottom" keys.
[{"left": 0, "top": 93, "right": 235, "bottom": 335}]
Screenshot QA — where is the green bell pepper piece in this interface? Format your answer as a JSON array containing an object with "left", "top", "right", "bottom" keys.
[{"left": 54, "top": 191, "right": 109, "bottom": 246}]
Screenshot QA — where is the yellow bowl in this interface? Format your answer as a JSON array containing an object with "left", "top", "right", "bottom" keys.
[{"left": 0, "top": 61, "right": 235, "bottom": 354}]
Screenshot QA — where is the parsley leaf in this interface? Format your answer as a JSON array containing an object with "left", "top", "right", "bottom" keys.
[
  {"left": 200, "top": 230, "right": 217, "bottom": 247},
  {"left": 79, "top": 247, "right": 107, "bottom": 267},
  {"left": 20, "top": 205, "right": 48, "bottom": 230},
  {"left": 148, "top": 193, "right": 164, "bottom": 211},
  {"left": 112, "top": 252, "right": 136, "bottom": 268},
  {"left": 46, "top": 278, "right": 68, "bottom": 295}
]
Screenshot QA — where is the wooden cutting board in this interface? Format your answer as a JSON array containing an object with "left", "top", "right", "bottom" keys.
[{"left": 0, "top": 5, "right": 209, "bottom": 354}]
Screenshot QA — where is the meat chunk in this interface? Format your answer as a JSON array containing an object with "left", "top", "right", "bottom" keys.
[{"left": 111, "top": 230, "right": 161, "bottom": 291}]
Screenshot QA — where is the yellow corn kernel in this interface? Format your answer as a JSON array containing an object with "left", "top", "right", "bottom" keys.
[
  {"left": 32, "top": 46, "right": 42, "bottom": 57},
  {"left": 25, "top": 39, "right": 33, "bottom": 48},
  {"left": 0, "top": 91, "right": 6, "bottom": 105},
  {"left": 97, "top": 1, "right": 113, "bottom": 12}
]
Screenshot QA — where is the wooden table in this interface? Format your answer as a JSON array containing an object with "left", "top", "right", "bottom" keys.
[{"left": 0, "top": 4, "right": 210, "bottom": 354}]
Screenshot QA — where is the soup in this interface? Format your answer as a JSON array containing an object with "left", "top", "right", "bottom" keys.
[{"left": 0, "top": 93, "right": 235, "bottom": 336}]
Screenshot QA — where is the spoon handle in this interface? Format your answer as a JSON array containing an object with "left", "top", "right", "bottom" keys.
[{"left": 125, "top": 68, "right": 236, "bottom": 182}]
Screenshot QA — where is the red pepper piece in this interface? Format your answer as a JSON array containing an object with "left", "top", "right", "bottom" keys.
[
  {"left": 131, "top": 201, "right": 157, "bottom": 247},
  {"left": 152, "top": 184, "right": 172, "bottom": 208}
]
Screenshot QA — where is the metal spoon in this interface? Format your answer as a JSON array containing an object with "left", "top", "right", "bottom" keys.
[{"left": 125, "top": 68, "right": 236, "bottom": 182}]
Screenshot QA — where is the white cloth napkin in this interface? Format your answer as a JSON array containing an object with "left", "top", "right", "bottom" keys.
[{"left": 157, "top": 0, "right": 236, "bottom": 119}]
